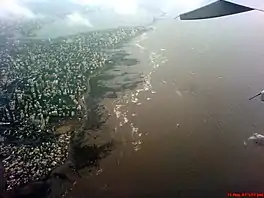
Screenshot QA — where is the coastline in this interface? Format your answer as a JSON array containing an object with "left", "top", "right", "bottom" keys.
[{"left": 0, "top": 25, "right": 148, "bottom": 198}]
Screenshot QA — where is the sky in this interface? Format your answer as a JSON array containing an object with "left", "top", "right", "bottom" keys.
[
  {"left": 1, "top": 0, "right": 264, "bottom": 20},
  {"left": 0, "top": 0, "right": 212, "bottom": 36},
  {"left": 0, "top": 0, "right": 209, "bottom": 19},
  {"left": 1, "top": 0, "right": 263, "bottom": 38}
]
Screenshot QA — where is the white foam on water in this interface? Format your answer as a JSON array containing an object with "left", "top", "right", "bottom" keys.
[{"left": 247, "top": 133, "right": 264, "bottom": 146}]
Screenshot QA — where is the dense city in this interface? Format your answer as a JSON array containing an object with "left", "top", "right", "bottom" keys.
[{"left": 0, "top": 25, "right": 147, "bottom": 192}]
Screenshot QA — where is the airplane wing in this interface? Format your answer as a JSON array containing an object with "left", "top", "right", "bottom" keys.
[
  {"left": 229, "top": 0, "right": 264, "bottom": 11},
  {"left": 179, "top": 0, "right": 264, "bottom": 20}
]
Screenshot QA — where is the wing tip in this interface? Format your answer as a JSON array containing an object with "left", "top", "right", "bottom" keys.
[{"left": 179, "top": 0, "right": 254, "bottom": 20}]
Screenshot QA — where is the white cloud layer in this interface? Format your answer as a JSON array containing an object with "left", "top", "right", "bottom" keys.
[
  {"left": 0, "top": 0, "right": 35, "bottom": 19},
  {"left": 71, "top": 0, "right": 139, "bottom": 15},
  {"left": 0, "top": 0, "right": 207, "bottom": 20},
  {"left": 66, "top": 12, "right": 93, "bottom": 27},
  {"left": 161, "top": 0, "right": 207, "bottom": 13},
  {"left": 70, "top": 0, "right": 206, "bottom": 15}
]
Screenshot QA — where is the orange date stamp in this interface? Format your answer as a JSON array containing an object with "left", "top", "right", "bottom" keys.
[{"left": 227, "top": 192, "right": 264, "bottom": 197}]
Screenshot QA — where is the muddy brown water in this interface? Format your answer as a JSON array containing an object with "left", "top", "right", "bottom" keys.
[{"left": 66, "top": 12, "right": 264, "bottom": 198}]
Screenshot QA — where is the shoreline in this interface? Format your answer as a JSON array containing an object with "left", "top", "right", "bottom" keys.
[{"left": 0, "top": 25, "right": 148, "bottom": 197}]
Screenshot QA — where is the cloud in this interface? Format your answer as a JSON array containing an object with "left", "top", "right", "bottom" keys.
[
  {"left": 70, "top": 0, "right": 208, "bottom": 16},
  {"left": 70, "top": 0, "right": 139, "bottom": 15},
  {"left": 0, "top": 0, "right": 207, "bottom": 20},
  {"left": 111, "top": 0, "right": 138, "bottom": 15},
  {"left": 66, "top": 12, "right": 93, "bottom": 27},
  {"left": 160, "top": 0, "right": 206, "bottom": 14},
  {"left": 0, "top": 0, "right": 36, "bottom": 19}
]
